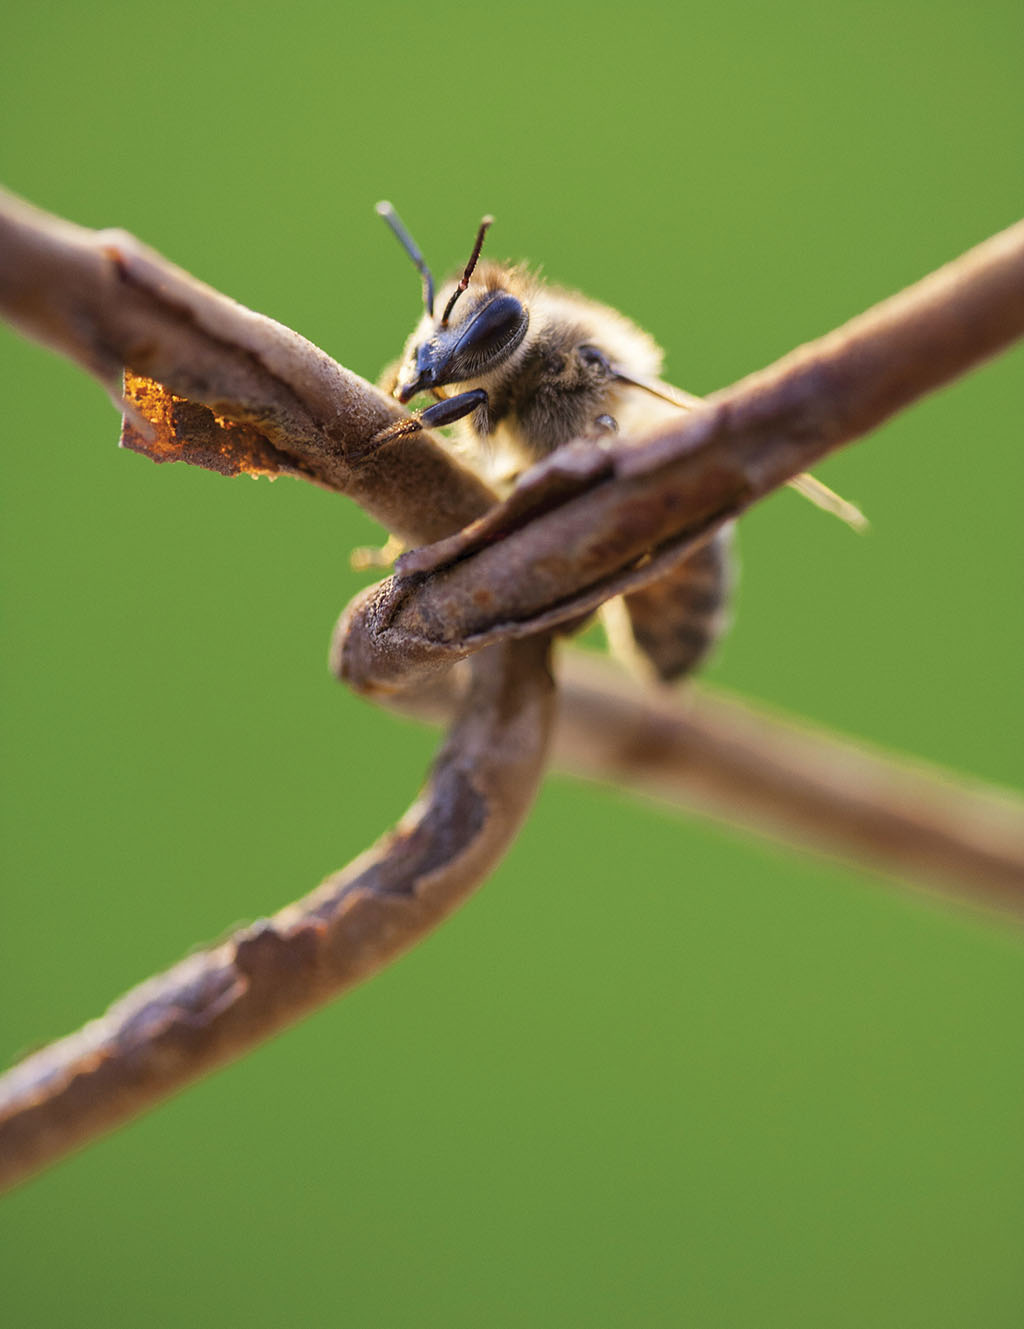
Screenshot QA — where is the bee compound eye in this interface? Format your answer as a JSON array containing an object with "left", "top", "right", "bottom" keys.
[
  {"left": 471, "top": 295, "right": 526, "bottom": 350},
  {"left": 453, "top": 294, "right": 529, "bottom": 374}
]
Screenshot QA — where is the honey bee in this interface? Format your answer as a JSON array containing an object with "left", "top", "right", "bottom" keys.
[{"left": 371, "top": 203, "right": 862, "bottom": 682}]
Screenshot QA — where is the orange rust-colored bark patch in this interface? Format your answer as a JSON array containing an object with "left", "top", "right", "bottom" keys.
[{"left": 120, "top": 372, "right": 288, "bottom": 479}]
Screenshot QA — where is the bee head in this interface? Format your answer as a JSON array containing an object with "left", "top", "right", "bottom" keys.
[
  {"left": 395, "top": 287, "right": 529, "bottom": 403},
  {"left": 377, "top": 203, "right": 529, "bottom": 403}
]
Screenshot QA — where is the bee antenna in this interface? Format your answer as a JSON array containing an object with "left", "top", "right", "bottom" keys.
[
  {"left": 376, "top": 201, "right": 436, "bottom": 318},
  {"left": 441, "top": 214, "right": 494, "bottom": 325}
]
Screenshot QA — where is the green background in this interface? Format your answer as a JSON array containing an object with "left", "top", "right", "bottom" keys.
[{"left": 2, "top": 1, "right": 1022, "bottom": 1325}]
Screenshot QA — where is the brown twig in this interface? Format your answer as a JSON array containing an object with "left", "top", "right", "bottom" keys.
[
  {"left": 0, "top": 190, "right": 551, "bottom": 1188},
  {"left": 1, "top": 189, "right": 1022, "bottom": 1192},
  {"left": 0, "top": 637, "right": 554, "bottom": 1193}
]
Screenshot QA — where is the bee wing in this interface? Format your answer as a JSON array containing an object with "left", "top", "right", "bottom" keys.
[
  {"left": 785, "top": 472, "right": 869, "bottom": 531},
  {"left": 610, "top": 368, "right": 704, "bottom": 411},
  {"left": 615, "top": 369, "right": 868, "bottom": 532}
]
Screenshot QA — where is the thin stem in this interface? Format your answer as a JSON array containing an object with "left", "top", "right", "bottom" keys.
[{"left": 0, "top": 638, "right": 555, "bottom": 1193}]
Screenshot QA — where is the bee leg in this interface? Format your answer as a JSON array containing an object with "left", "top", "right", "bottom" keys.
[
  {"left": 417, "top": 389, "right": 488, "bottom": 431},
  {"left": 355, "top": 389, "right": 489, "bottom": 462}
]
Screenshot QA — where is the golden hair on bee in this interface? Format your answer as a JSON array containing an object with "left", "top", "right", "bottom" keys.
[{"left": 371, "top": 203, "right": 863, "bottom": 681}]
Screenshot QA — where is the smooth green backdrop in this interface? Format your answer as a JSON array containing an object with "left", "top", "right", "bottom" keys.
[{"left": 2, "top": 2, "right": 1022, "bottom": 1325}]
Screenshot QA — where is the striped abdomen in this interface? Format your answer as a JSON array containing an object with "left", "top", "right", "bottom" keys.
[{"left": 619, "top": 524, "right": 734, "bottom": 682}]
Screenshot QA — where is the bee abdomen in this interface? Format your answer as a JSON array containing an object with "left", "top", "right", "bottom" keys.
[{"left": 621, "top": 525, "right": 734, "bottom": 682}]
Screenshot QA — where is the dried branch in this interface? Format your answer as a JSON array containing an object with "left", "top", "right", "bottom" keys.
[
  {"left": 0, "top": 636, "right": 554, "bottom": 1193},
  {"left": 0, "top": 187, "right": 550, "bottom": 1190},
  {"left": 556, "top": 654, "right": 1024, "bottom": 917},
  {"left": 336, "top": 218, "right": 1024, "bottom": 694},
  {"left": 1, "top": 189, "right": 1022, "bottom": 1192}
]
